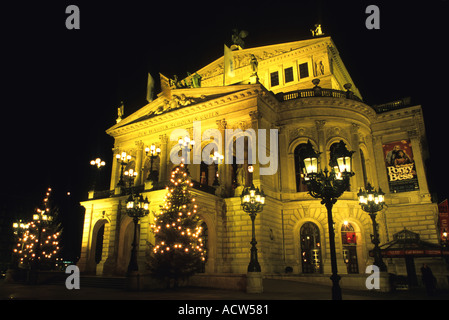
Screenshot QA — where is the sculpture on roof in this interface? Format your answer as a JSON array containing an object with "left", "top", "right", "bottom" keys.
[
  {"left": 250, "top": 54, "right": 258, "bottom": 76},
  {"left": 116, "top": 101, "right": 124, "bottom": 123},
  {"left": 231, "top": 29, "right": 249, "bottom": 50},
  {"left": 310, "top": 24, "right": 324, "bottom": 37}
]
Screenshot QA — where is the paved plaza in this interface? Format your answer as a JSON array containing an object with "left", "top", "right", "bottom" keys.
[{"left": 1, "top": 278, "right": 448, "bottom": 300}]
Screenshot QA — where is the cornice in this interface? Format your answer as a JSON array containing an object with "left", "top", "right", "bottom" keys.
[{"left": 107, "top": 85, "right": 263, "bottom": 139}]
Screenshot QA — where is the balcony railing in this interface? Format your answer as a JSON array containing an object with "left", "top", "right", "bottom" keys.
[
  {"left": 89, "top": 179, "right": 217, "bottom": 200},
  {"left": 275, "top": 87, "right": 363, "bottom": 103}
]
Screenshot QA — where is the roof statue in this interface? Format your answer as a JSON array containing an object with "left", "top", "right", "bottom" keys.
[
  {"left": 116, "top": 101, "right": 124, "bottom": 123},
  {"left": 250, "top": 54, "right": 258, "bottom": 76},
  {"left": 310, "top": 24, "right": 324, "bottom": 37},
  {"left": 231, "top": 29, "right": 249, "bottom": 50}
]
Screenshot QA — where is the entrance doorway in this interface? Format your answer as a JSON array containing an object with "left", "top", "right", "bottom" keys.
[
  {"left": 341, "top": 222, "right": 359, "bottom": 274},
  {"left": 300, "top": 222, "right": 322, "bottom": 274}
]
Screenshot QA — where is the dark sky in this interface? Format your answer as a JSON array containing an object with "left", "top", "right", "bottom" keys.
[{"left": 2, "top": 0, "right": 449, "bottom": 247}]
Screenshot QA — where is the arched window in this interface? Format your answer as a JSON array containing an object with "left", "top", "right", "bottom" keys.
[
  {"left": 300, "top": 222, "right": 322, "bottom": 273},
  {"left": 200, "top": 161, "right": 209, "bottom": 185},
  {"left": 341, "top": 222, "right": 359, "bottom": 274},
  {"left": 294, "top": 143, "right": 309, "bottom": 192}
]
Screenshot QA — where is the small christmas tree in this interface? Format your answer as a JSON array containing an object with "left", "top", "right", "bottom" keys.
[
  {"left": 13, "top": 188, "right": 62, "bottom": 270},
  {"left": 149, "top": 162, "right": 205, "bottom": 287}
]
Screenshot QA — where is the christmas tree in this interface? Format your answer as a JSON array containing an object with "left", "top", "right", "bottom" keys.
[
  {"left": 149, "top": 162, "right": 205, "bottom": 287},
  {"left": 13, "top": 188, "right": 62, "bottom": 270}
]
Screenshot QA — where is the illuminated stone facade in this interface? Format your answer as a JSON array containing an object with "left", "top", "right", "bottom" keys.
[{"left": 79, "top": 36, "right": 447, "bottom": 289}]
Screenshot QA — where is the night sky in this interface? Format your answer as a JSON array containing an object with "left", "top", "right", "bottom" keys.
[{"left": 2, "top": 1, "right": 448, "bottom": 259}]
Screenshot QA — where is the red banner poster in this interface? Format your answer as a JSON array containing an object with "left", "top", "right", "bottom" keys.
[{"left": 382, "top": 140, "right": 419, "bottom": 193}]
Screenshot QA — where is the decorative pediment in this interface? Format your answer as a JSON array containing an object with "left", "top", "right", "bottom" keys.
[{"left": 193, "top": 37, "right": 333, "bottom": 83}]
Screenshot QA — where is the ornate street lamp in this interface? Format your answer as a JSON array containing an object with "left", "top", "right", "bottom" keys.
[
  {"left": 240, "top": 184, "right": 266, "bottom": 272},
  {"left": 300, "top": 140, "right": 354, "bottom": 300},
  {"left": 211, "top": 151, "right": 224, "bottom": 186},
  {"left": 178, "top": 136, "right": 195, "bottom": 168},
  {"left": 145, "top": 144, "right": 161, "bottom": 182},
  {"left": 116, "top": 151, "right": 132, "bottom": 187},
  {"left": 124, "top": 169, "right": 138, "bottom": 188},
  {"left": 90, "top": 157, "right": 106, "bottom": 169},
  {"left": 90, "top": 158, "right": 106, "bottom": 190},
  {"left": 358, "top": 183, "right": 387, "bottom": 271},
  {"left": 125, "top": 192, "right": 150, "bottom": 274}
]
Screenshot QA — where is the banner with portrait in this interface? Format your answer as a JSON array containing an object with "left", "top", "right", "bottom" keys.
[{"left": 382, "top": 140, "right": 419, "bottom": 193}]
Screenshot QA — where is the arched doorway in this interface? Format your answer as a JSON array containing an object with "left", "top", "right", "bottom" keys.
[
  {"left": 117, "top": 218, "right": 140, "bottom": 275},
  {"left": 95, "top": 224, "right": 105, "bottom": 264},
  {"left": 300, "top": 222, "right": 323, "bottom": 274},
  {"left": 90, "top": 219, "right": 108, "bottom": 275},
  {"left": 341, "top": 222, "right": 359, "bottom": 274}
]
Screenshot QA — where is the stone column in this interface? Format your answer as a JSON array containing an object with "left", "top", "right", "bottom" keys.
[
  {"left": 134, "top": 141, "right": 144, "bottom": 186},
  {"left": 372, "top": 135, "right": 389, "bottom": 193},
  {"left": 408, "top": 130, "right": 429, "bottom": 196},
  {"left": 216, "top": 119, "right": 229, "bottom": 196},
  {"left": 110, "top": 147, "right": 120, "bottom": 190},
  {"left": 249, "top": 111, "right": 261, "bottom": 186},
  {"left": 314, "top": 120, "right": 327, "bottom": 173},
  {"left": 277, "top": 124, "right": 291, "bottom": 195},
  {"left": 158, "top": 134, "right": 168, "bottom": 184},
  {"left": 350, "top": 123, "right": 363, "bottom": 190}
]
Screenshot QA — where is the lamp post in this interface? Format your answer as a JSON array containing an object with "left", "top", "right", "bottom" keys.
[
  {"left": 211, "top": 151, "right": 224, "bottom": 186},
  {"left": 116, "top": 151, "right": 131, "bottom": 187},
  {"left": 300, "top": 140, "right": 354, "bottom": 300},
  {"left": 124, "top": 169, "right": 138, "bottom": 188},
  {"left": 145, "top": 144, "right": 161, "bottom": 182},
  {"left": 125, "top": 192, "right": 150, "bottom": 274},
  {"left": 90, "top": 158, "right": 106, "bottom": 190},
  {"left": 357, "top": 183, "right": 387, "bottom": 271},
  {"left": 178, "top": 136, "right": 195, "bottom": 169},
  {"left": 240, "top": 184, "right": 266, "bottom": 272}
]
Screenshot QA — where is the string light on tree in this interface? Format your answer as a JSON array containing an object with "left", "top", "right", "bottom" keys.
[
  {"left": 149, "top": 161, "right": 205, "bottom": 287},
  {"left": 12, "top": 187, "right": 62, "bottom": 270}
]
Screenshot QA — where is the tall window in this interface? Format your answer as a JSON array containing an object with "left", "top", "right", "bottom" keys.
[
  {"left": 300, "top": 222, "right": 322, "bottom": 274},
  {"left": 284, "top": 67, "right": 294, "bottom": 83},
  {"left": 294, "top": 143, "right": 309, "bottom": 192},
  {"left": 270, "top": 71, "right": 279, "bottom": 87},
  {"left": 341, "top": 222, "right": 359, "bottom": 274},
  {"left": 299, "top": 62, "right": 309, "bottom": 79}
]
